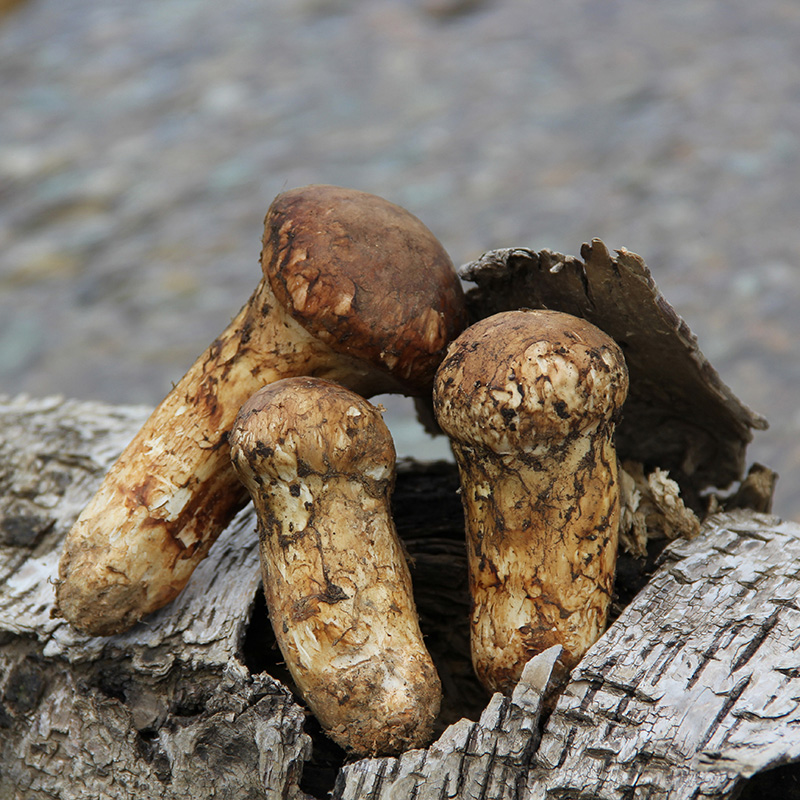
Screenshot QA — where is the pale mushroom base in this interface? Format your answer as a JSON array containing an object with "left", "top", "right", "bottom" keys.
[{"left": 455, "top": 433, "right": 621, "bottom": 694}]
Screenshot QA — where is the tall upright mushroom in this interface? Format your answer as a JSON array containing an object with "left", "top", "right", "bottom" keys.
[
  {"left": 229, "top": 377, "right": 441, "bottom": 755},
  {"left": 433, "top": 309, "right": 629, "bottom": 693},
  {"left": 55, "top": 185, "right": 467, "bottom": 636}
]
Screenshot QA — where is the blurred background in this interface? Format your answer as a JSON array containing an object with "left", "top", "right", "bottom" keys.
[{"left": 1, "top": 0, "right": 799, "bottom": 519}]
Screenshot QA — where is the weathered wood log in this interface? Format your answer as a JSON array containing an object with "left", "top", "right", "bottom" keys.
[
  {"left": 0, "top": 395, "right": 311, "bottom": 799},
  {"left": 337, "top": 510, "right": 800, "bottom": 800},
  {"left": 2, "top": 395, "right": 799, "bottom": 799},
  {"left": 0, "top": 240, "right": 789, "bottom": 799}
]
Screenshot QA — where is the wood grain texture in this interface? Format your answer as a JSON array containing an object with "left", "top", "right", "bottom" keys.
[
  {"left": 527, "top": 510, "right": 800, "bottom": 799},
  {"left": 332, "top": 511, "right": 800, "bottom": 800}
]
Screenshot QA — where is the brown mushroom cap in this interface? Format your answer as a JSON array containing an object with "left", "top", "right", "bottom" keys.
[
  {"left": 262, "top": 185, "right": 468, "bottom": 395},
  {"left": 433, "top": 309, "right": 629, "bottom": 453},
  {"left": 231, "top": 376, "right": 396, "bottom": 484}
]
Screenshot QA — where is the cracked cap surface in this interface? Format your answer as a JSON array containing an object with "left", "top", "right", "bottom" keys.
[
  {"left": 433, "top": 309, "right": 629, "bottom": 454},
  {"left": 261, "top": 185, "right": 468, "bottom": 395}
]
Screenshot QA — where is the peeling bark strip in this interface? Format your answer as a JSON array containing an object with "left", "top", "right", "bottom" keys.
[{"left": 460, "top": 240, "right": 767, "bottom": 497}]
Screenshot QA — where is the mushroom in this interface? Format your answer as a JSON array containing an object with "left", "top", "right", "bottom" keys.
[
  {"left": 432, "top": 309, "right": 629, "bottom": 693},
  {"left": 229, "top": 377, "right": 441, "bottom": 755},
  {"left": 55, "top": 185, "right": 467, "bottom": 636}
]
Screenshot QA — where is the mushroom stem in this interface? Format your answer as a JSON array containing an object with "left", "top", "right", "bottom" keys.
[
  {"left": 55, "top": 185, "right": 466, "bottom": 636},
  {"left": 433, "top": 309, "right": 629, "bottom": 694},
  {"left": 230, "top": 377, "right": 441, "bottom": 756},
  {"left": 55, "top": 285, "right": 384, "bottom": 636}
]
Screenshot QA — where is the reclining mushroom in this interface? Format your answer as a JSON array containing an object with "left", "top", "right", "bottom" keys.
[
  {"left": 229, "top": 377, "right": 441, "bottom": 756},
  {"left": 55, "top": 184, "right": 467, "bottom": 636},
  {"left": 433, "top": 309, "right": 629, "bottom": 693}
]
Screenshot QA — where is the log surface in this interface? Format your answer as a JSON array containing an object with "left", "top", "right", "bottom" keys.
[
  {"left": 2, "top": 395, "right": 799, "bottom": 799},
  {"left": 0, "top": 395, "right": 310, "bottom": 800},
  {"left": 332, "top": 512, "right": 800, "bottom": 800}
]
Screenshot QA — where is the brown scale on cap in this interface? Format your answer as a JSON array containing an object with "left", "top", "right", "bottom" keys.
[
  {"left": 230, "top": 377, "right": 441, "bottom": 756},
  {"left": 54, "top": 185, "right": 467, "bottom": 637},
  {"left": 433, "top": 309, "right": 629, "bottom": 694}
]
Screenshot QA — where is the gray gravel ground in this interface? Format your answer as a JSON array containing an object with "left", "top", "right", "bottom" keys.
[{"left": 2, "top": 0, "right": 800, "bottom": 519}]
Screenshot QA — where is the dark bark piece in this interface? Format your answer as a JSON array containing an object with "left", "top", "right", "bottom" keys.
[{"left": 460, "top": 240, "right": 768, "bottom": 497}]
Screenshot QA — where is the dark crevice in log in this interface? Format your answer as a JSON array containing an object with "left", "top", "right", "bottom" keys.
[
  {"left": 243, "top": 589, "right": 347, "bottom": 800},
  {"left": 242, "top": 589, "right": 293, "bottom": 686},
  {"left": 608, "top": 538, "right": 670, "bottom": 625},
  {"left": 299, "top": 714, "right": 349, "bottom": 800},
  {"left": 393, "top": 460, "right": 489, "bottom": 731},
  {"left": 737, "top": 762, "right": 800, "bottom": 800}
]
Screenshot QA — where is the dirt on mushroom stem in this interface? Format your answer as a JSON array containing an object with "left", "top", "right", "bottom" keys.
[
  {"left": 229, "top": 377, "right": 442, "bottom": 756},
  {"left": 452, "top": 429, "right": 621, "bottom": 693},
  {"left": 433, "top": 309, "right": 629, "bottom": 695}
]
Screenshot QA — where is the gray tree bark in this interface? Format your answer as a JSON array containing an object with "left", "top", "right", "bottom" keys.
[
  {"left": 337, "top": 509, "right": 800, "bottom": 800},
  {"left": 2, "top": 394, "right": 799, "bottom": 799},
  {"left": 0, "top": 395, "right": 310, "bottom": 800}
]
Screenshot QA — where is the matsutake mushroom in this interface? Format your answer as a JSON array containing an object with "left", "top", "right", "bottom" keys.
[
  {"left": 55, "top": 185, "right": 467, "bottom": 636},
  {"left": 433, "top": 309, "right": 629, "bottom": 693},
  {"left": 229, "top": 377, "right": 441, "bottom": 756}
]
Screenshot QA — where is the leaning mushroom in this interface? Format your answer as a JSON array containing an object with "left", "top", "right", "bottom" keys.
[
  {"left": 433, "top": 309, "right": 629, "bottom": 693},
  {"left": 230, "top": 377, "right": 441, "bottom": 755},
  {"left": 55, "top": 184, "right": 467, "bottom": 636}
]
